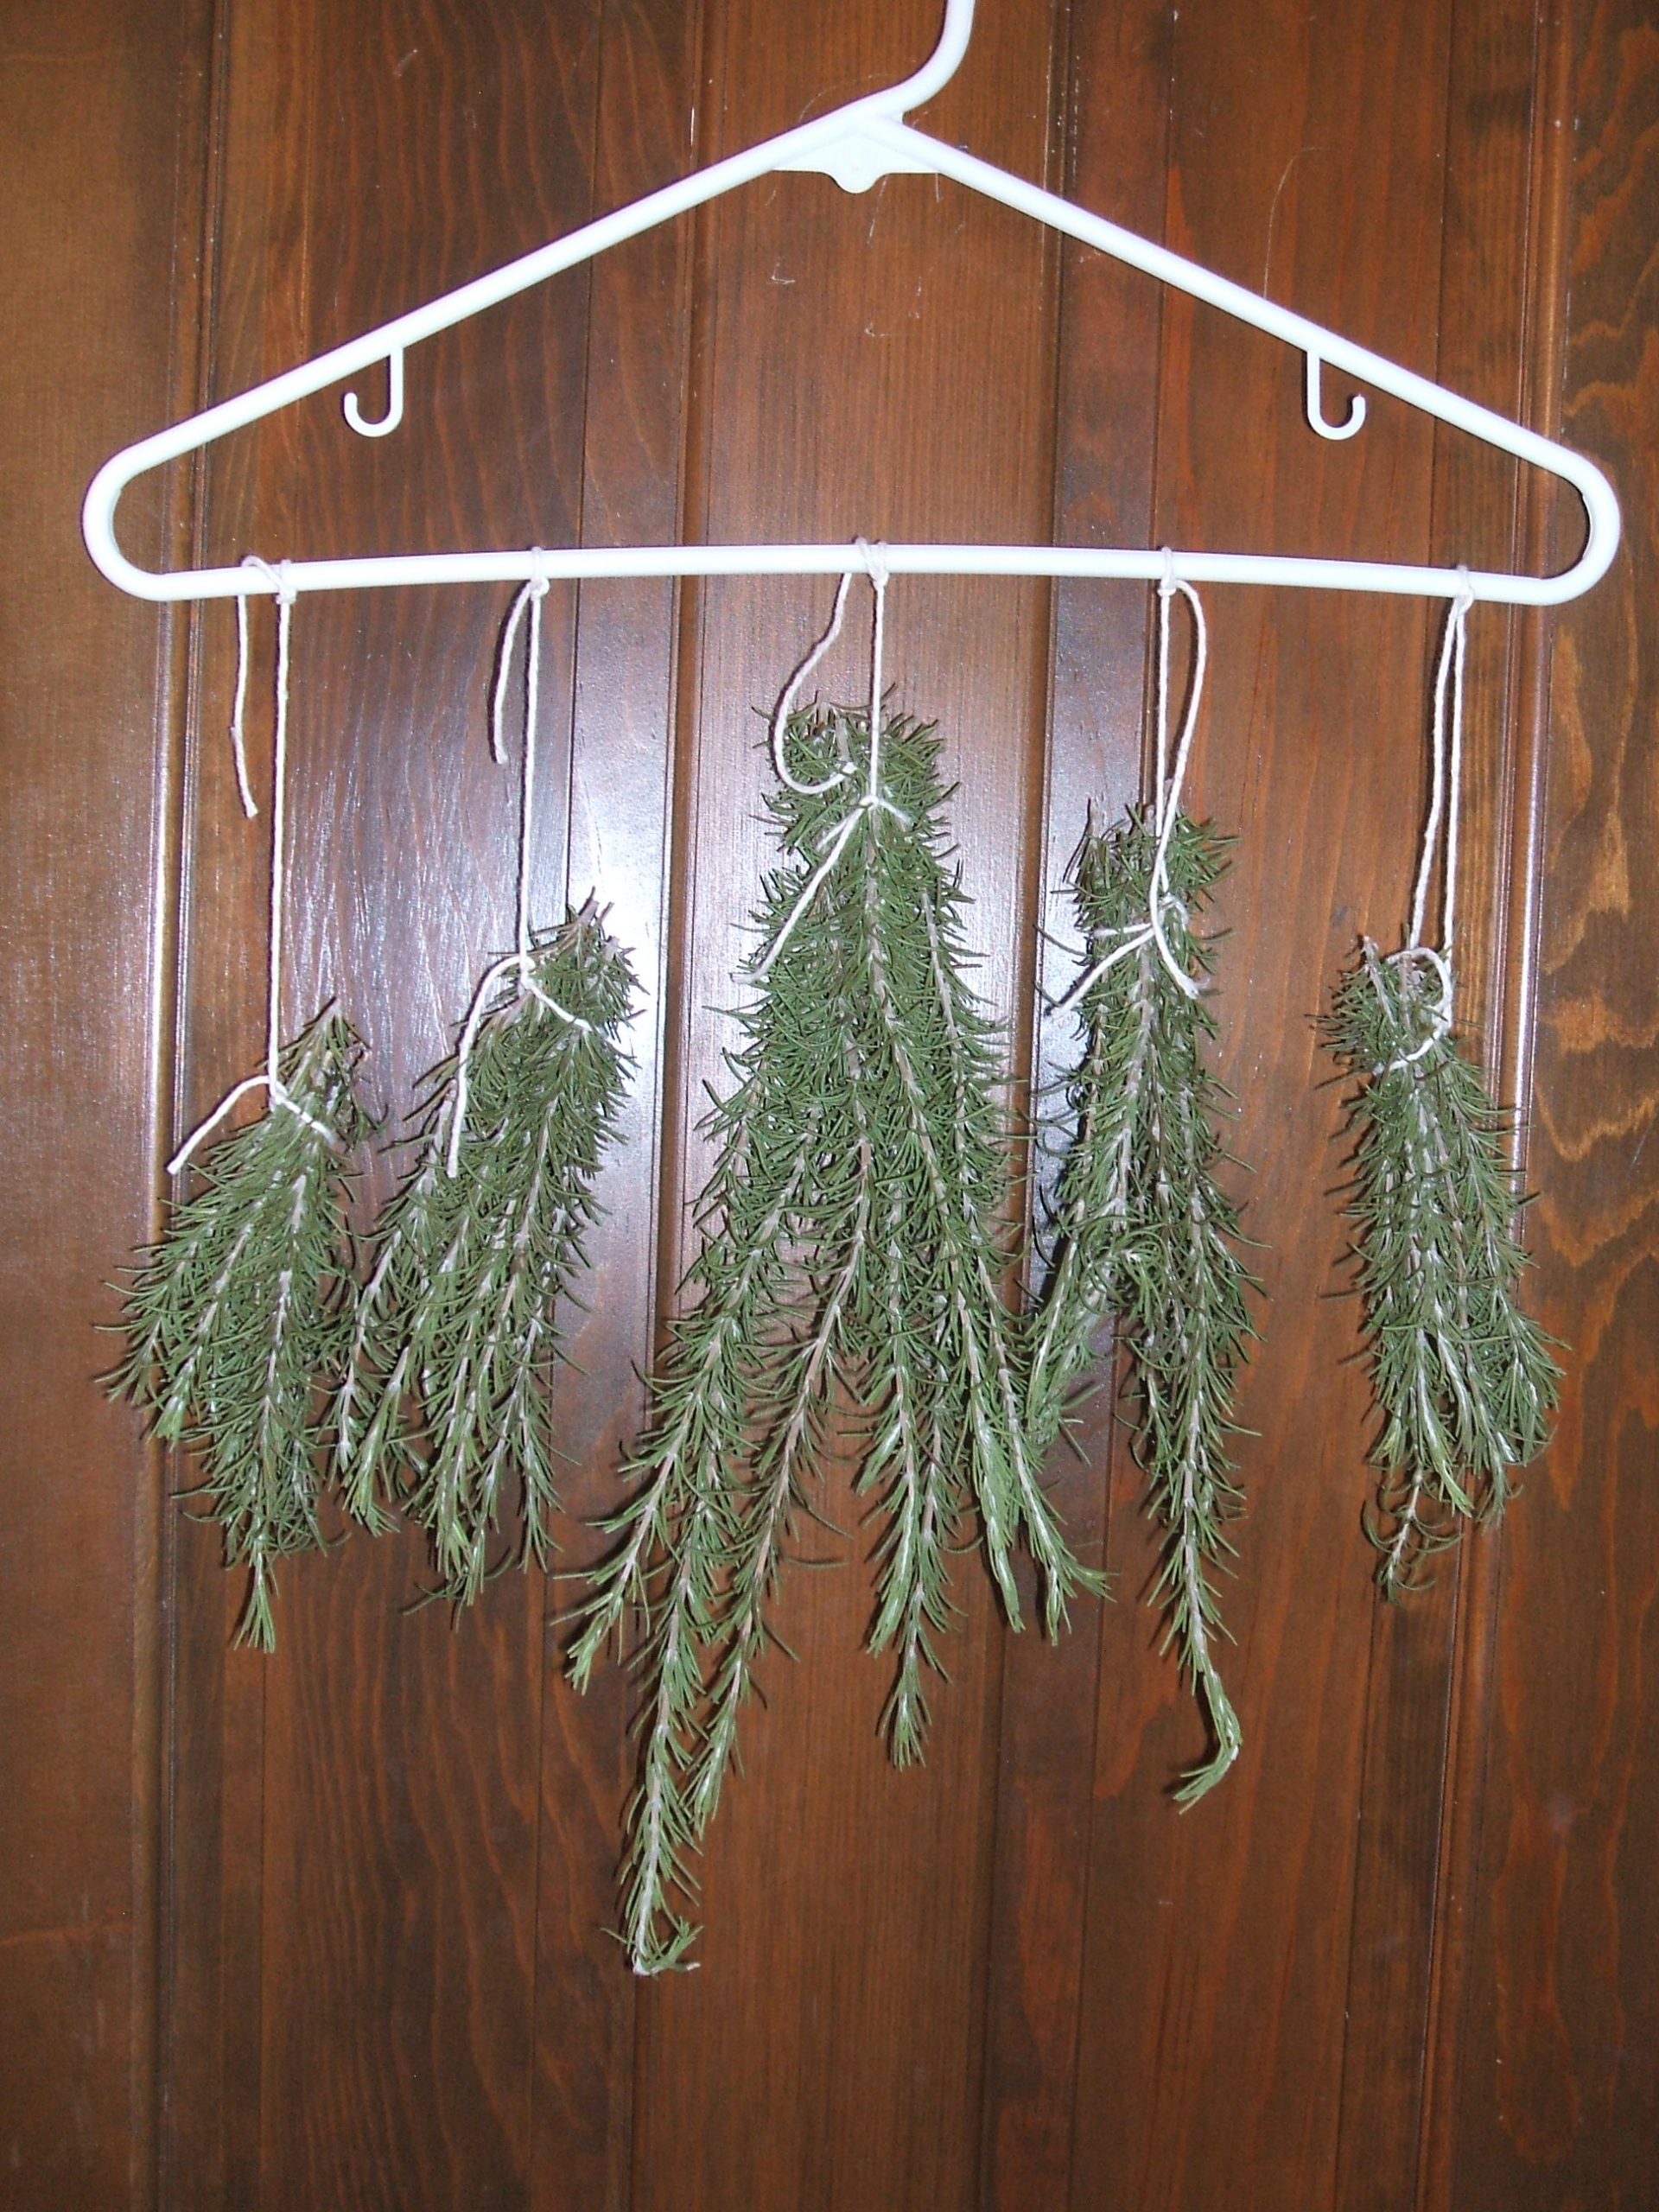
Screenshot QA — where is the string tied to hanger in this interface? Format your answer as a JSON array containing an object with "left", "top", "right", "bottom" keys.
[
  {"left": 1056, "top": 555, "right": 1208, "bottom": 1010},
  {"left": 449, "top": 552, "right": 592, "bottom": 1176},
  {"left": 758, "top": 540, "right": 907, "bottom": 977},
  {"left": 169, "top": 561, "right": 339, "bottom": 1174},
  {"left": 1377, "top": 571, "right": 1474, "bottom": 1072}
]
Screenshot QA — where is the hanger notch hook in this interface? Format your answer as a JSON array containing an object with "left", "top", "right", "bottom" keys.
[
  {"left": 1306, "top": 350, "right": 1366, "bottom": 441},
  {"left": 344, "top": 346, "right": 405, "bottom": 438}
]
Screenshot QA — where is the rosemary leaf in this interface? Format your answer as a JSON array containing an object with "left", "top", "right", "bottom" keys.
[
  {"left": 576, "top": 705, "right": 1101, "bottom": 1972},
  {"left": 1329, "top": 941, "right": 1560, "bottom": 1598},
  {"left": 336, "top": 906, "right": 636, "bottom": 1605},
  {"left": 1030, "top": 810, "right": 1255, "bottom": 1802},
  {"left": 110, "top": 1008, "right": 369, "bottom": 1649}
]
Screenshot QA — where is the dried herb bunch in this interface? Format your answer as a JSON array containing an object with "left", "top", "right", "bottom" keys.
[
  {"left": 335, "top": 906, "right": 637, "bottom": 1605},
  {"left": 1027, "top": 808, "right": 1255, "bottom": 1802},
  {"left": 110, "top": 1008, "right": 369, "bottom": 1649},
  {"left": 573, "top": 702, "right": 1100, "bottom": 1972},
  {"left": 1329, "top": 942, "right": 1559, "bottom": 1597}
]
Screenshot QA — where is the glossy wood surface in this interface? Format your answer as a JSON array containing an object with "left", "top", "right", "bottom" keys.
[
  {"left": 4, "top": 1, "right": 1656, "bottom": 2206},
  {"left": 0, "top": 3, "right": 210, "bottom": 2205}
]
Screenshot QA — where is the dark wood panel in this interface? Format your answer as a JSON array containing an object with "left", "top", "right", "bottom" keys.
[
  {"left": 978, "top": 1, "right": 1172, "bottom": 2200},
  {"left": 17, "top": 3, "right": 1654, "bottom": 2208},
  {"left": 0, "top": 3, "right": 211, "bottom": 2207},
  {"left": 628, "top": 4, "right": 1064, "bottom": 2208},
  {"left": 1334, "top": 2, "right": 1554, "bottom": 2202},
  {"left": 158, "top": 4, "right": 620, "bottom": 2207},
  {"left": 256, "top": 1, "right": 605, "bottom": 2200},
  {"left": 1066, "top": 3, "right": 1463, "bottom": 2206},
  {"left": 1448, "top": 4, "right": 1659, "bottom": 2205},
  {"left": 529, "top": 3, "right": 703, "bottom": 2205}
]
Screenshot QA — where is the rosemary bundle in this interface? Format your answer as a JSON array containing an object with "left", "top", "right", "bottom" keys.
[
  {"left": 1028, "top": 808, "right": 1255, "bottom": 1801},
  {"left": 111, "top": 1008, "right": 369, "bottom": 1649},
  {"left": 335, "top": 906, "right": 636, "bottom": 1605},
  {"left": 573, "top": 702, "right": 1099, "bottom": 1972},
  {"left": 1329, "top": 943, "right": 1558, "bottom": 1596}
]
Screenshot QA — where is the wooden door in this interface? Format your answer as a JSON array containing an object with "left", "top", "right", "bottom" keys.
[{"left": 4, "top": 2, "right": 1656, "bottom": 2206}]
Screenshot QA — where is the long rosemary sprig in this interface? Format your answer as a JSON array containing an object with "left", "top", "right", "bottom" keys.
[
  {"left": 1029, "top": 810, "right": 1255, "bottom": 1801},
  {"left": 575, "top": 705, "right": 1101, "bottom": 1971},
  {"left": 111, "top": 1008, "right": 369, "bottom": 1649},
  {"left": 1329, "top": 942, "right": 1559, "bottom": 1597},
  {"left": 569, "top": 948, "right": 840, "bottom": 1974},
  {"left": 335, "top": 907, "right": 635, "bottom": 1605}
]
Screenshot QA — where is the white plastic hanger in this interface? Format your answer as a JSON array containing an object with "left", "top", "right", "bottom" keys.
[{"left": 82, "top": 0, "right": 1618, "bottom": 607}]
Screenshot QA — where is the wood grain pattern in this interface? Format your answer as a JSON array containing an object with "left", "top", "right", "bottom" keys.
[
  {"left": 1065, "top": 5, "right": 1458, "bottom": 2206},
  {"left": 0, "top": 3, "right": 210, "bottom": 2207},
  {"left": 530, "top": 3, "right": 702, "bottom": 2204},
  {"left": 630, "top": 6, "right": 1065, "bottom": 2206},
  {"left": 979, "top": 3, "right": 1171, "bottom": 2200},
  {"left": 10, "top": 3, "right": 1659, "bottom": 2207},
  {"left": 1446, "top": 5, "right": 1659, "bottom": 2205},
  {"left": 1336, "top": 3, "right": 1554, "bottom": 2202},
  {"left": 246, "top": 8, "right": 607, "bottom": 2207}
]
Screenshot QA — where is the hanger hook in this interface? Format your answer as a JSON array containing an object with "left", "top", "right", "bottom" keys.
[
  {"left": 880, "top": 0, "right": 976, "bottom": 119},
  {"left": 344, "top": 347, "right": 405, "bottom": 438},
  {"left": 1305, "top": 350, "right": 1366, "bottom": 442}
]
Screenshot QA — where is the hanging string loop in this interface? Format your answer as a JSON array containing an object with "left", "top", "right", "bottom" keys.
[
  {"left": 855, "top": 536, "right": 895, "bottom": 810},
  {"left": 770, "top": 569, "right": 858, "bottom": 795},
  {"left": 226, "top": 553, "right": 282, "bottom": 820},
  {"left": 171, "top": 562, "right": 336, "bottom": 1173},
  {"left": 1382, "top": 571, "right": 1474, "bottom": 1070},
  {"left": 1147, "top": 559, "right": 1208, "bottom": 999},
  {"left": 450, "top": 552, "right": 590, "bottom": 1176},
  {"left": 756, "top": 543, "right": 907, "bottom": 978},
  {"left": 1058, "top": 557, "right": 1208, "bottom": 1009}
]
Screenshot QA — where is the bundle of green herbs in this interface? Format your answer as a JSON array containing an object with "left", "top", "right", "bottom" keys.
[
  {"left": 1329, "top": 943, "right": 1558, "bottom": 1596},
  {"left": 335, "top": 906, "right": 636, "bottom": 1604},
  {"left": 1027, "top": 804, "right": 1255, "bottom": 1801},
  {"left": 572, "top": 699, "right": 1101, "bottom": 1972},
  {"left": 1330, "top": 594, "right": 1558, "bottom": 1598},
  {"left": 110, "top": 1008, "right": 369, "bottom": 1649}
]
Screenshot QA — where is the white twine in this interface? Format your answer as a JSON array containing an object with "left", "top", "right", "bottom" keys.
[
  {"left": 227, "top": 569, "right": 260, "bottom": 820},
  {"left": 448, "top": 555, "right": 590, "bottom": 1176},
  {"left": 1147, "top": 561, "right": 1208, "bottom": 999},
  {"left": 859, "top": 536, "right": 890, "bottom": 809},
  {"left": 1056, "top": 556, "right": 1208, "bottom": 1009},
  {"left": 1382, "top": 575, "right": 1473, "bottom": 1071},
  {"left": 770, "top": 569, "right": 856, "bottom": 795},
  {"left": 757, "top": 541, "right": 906, "bottom": 977},
  {"left": 170, "top": 562, "right": 336, "bottom": 1174}
]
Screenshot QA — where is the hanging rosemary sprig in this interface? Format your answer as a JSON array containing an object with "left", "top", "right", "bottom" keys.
[
  {"left": 110, "top": 1009, "right": 369, "bottom": 1649},
  {"left": 335, "top": 906, "right": 637, "bottom": 1604},
  {"left": 1331, "top": 590, "right": 1559, "bottom": 1598},
  {"left": 1330, "top": 944, "right": 1558, "bottom": 1596},
  {"left": 574, "top": 696, "right": 1101, "bottom": 1973},
  {"left": 1030, "top": 806, "right": 1255, "bottom": 1801}
]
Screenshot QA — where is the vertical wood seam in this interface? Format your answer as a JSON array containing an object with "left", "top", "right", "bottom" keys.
[
  {"left": 136, "top": 3, "right": 222, "bottom": 2202},
  {"left": 1054, "top": 6, "right": 1179, "bottom": 2204},
  {"left": 1414, "top": 3, "right": 1573, "bottom": 2203},
  {"left": 630, "top": 0, "right": 715, "bottom": 2196},
  {"left": 1327, "top": 3, "right": 1468, "bottom": 2198},
  {"left": 152, "top": 0, "right": 238, "bottom": 2202},
  {"left": 525, "top": 8, "right": 608, "bottom": 2200},
  {"left": 975, "top": 4, "right": 1077, "bottom": 2200}
]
